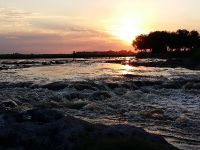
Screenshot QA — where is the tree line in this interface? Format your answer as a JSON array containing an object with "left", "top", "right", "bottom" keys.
[
  {"left": 132, "top": 29, "right": 200, "bottom": 55},
  {"left": 0, "top": 50, "right": 133, "bottom": 59}
]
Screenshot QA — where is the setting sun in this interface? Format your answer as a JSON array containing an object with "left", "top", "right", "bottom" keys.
[{"left": 110, "top": 16, "right": 144, "bottom": 44}]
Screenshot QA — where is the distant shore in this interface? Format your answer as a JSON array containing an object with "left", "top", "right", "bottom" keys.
[
  {"left": 0, "top": 50, "right": 134, "bottom": 59},
  {"left": 1, "top": 50, "right": 200, "bottom": 70}
]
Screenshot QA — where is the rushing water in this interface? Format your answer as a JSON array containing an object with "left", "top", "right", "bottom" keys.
[{"left": 0, "top": 57, "right": 200, "bottom": 150}]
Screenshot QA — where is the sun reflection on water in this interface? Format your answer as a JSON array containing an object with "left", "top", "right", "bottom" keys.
[
  {"left": 122, "top": 57, "right": 135, "bottom": 74},
  {"left": 122, "top": 64, "right": 134, "bottom": 74}
]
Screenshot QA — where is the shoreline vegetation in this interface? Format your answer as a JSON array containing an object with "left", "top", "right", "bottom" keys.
[
  {"left": 0, "top": 29, "right": 199, "bottom": 60},
  {"left": 133, "top": 29, "right": 200, "bottom": 62},
  {"left": 0, "top": 29, "right": 200, "bottom": 62}
]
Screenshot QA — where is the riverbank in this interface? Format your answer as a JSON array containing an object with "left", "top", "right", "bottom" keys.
[
  {"left": 131, "top": 58, "right": 200, "bottom": 70},
  {"left": 134, "top": 50, "right": 200, "bottom": 69}
]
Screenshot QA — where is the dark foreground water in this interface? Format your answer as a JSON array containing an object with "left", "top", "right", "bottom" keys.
[{"left": 0, "top": 57, "right": 200, "bottom": 150}]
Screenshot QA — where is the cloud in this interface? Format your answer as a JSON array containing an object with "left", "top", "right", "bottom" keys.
[
  {"left": 0, "top": 8, "right": 34, "bottom": 32},
  {"left": 0, "top": 7, "right": 105, "bottom": 35},
  {"left": 0, "top": 8, "right": 131, "bottom": 53},
  {"left": 0, "top": 8, "right": 32, "bottom": 19},
  {"left": 0, "top": 31, "right": 130, "bottom": 54}
]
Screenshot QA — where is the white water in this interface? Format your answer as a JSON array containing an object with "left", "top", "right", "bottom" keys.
[{"left": 0, "top": 57, "right": 200, "bottom": 150}]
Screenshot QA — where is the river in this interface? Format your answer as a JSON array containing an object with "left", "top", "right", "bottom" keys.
[{"left": 0, "top": 57, "right": 200, "bottom": 150}]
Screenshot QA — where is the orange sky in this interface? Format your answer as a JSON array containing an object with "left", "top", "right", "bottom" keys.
[{"left": 0, "top": 0, "right": 200, "bottom": 54}]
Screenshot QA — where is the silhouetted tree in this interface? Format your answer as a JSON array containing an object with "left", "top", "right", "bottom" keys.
[
  {"left": 167, "top": 32, "right": 179, "bottom": 51},
  {"left": 176, "top": 29, "right": 190, "bottom": 51},
  {"left": 189, "top": 30, "right": 200, "bottom": 49},
  {"left": 133, "top": 35, "right": 150, "bottom": 52},
  {"left": 132, "top": 29, "right": 200, "bottom": 56},
  {"left": 147, "top": 31, "right": 169, "bottom": 54}
]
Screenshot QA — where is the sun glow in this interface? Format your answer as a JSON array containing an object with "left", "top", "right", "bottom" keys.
[{"left": 110, "top": 16, "right": 144, "bottom": 44}]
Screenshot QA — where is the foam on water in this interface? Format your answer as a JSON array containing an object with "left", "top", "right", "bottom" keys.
[{"left": 0, "top": 57, "right": 200, "bottom": 150}]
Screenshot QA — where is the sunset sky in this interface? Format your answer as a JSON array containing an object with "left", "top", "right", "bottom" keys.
[{"left": 0, "top": 0, "right": 200, "bottom": 54}]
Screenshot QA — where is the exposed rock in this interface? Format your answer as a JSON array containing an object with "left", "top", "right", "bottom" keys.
[
  {"left": 24, "top": 109, "right": 64, "bottom": 123},
  {"left": 0, "top": 109, "right": 177, "bottom": 150}
]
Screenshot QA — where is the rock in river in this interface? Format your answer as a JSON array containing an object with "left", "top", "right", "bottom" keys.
[{"left": 0, "top": 109, "right": 177, "bottom": 150}]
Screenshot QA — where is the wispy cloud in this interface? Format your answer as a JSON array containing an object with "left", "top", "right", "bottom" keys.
[
  {"left": 0, "top": 8, "right": 130, "bottom": 53},
  {"left": 0, "top": 31, "right": 127, "bottom": 54},
  {"left": 0, "top": 8, "right": 33, "bottom": 31},
  {"left": 0, "top": 8, "right": 32, "bottom": 18}
]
